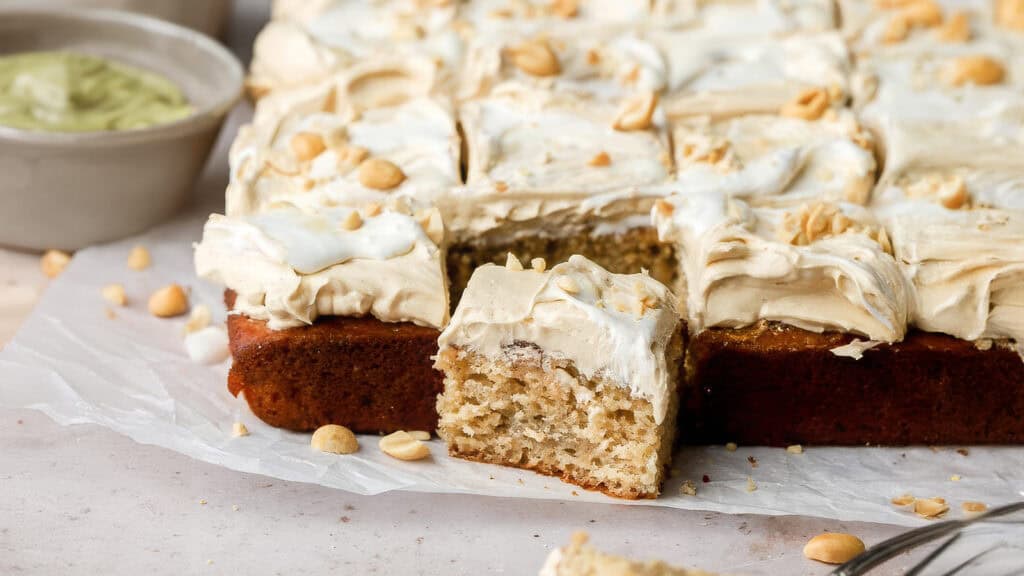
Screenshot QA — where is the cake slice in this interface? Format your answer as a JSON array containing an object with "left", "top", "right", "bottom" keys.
[
  {"left": 540, "top": 533, "right": 715, "bottom": 576},
  {"left": 435, "top": 255, "right": 682, "bottom": 499},
  {"left": 248, "top": 0, "right": 462, "bottom": 97},
  {"left": 446, "top": 85, "right": 676, "bottom": 299},
  {"left": 194, "top": 204, "right": 449, "bottom": 433},
  {"left": 226, "top": 63, "right": 461, "bottom": 217}
]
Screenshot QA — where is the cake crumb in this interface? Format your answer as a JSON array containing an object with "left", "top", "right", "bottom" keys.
[
  {"left": 950, "top": 474, "right": 961, "bottom": 482},
  {"left": 199, "top": 499, "right": 208, "bottom": 506},
  {"left": 725, "top": 442, "right": 737, "bottom": 452},
  {"left": 956, "top": 448, "right": 969, "bottom": 457},
  {"left": 571, "top": 491, "right": 579, "bottom": 496},
  {"left": 746, "top": 477, "right": 757, "bottom": 492},
  {"left": 680, "top": 480, "right": 697, "bottom": 496},
  {"left": 105, "top": 308, "right": 117, "bottom": 320},
  {"left": 232, "top": 422, "right": 249, "bottom": 438},
  {"left": 747, "top": 456, "right": 758, "bottom": 468},
  {"left": 786, "top": 444, "right": 804, "bottom": 454},
  {"left": 232, "top": 505, "right": 240, "bottom": 512}
]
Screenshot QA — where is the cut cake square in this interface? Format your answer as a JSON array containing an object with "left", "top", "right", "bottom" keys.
[
  {"left": 435, "top": 255, "right": 682, "bottom": 499},
  {"left": 195, "top": 204, "right": 449, "bottom": 433}
]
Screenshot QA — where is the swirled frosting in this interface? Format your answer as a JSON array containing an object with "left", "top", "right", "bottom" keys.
[
  {"left": 878, "top": 202, "right": 1024, "bottom": 344},
  {"left": 437, "top": 255, "right": 679, "bottom": 424},
  {"left": 447, "top": 85, "right": 672, "bottom": 242},
  {"left": 672, "top": 110, "right": 877, "bottom": 207},
  {"left": 194, "top": 205, "right": 449, "bottom": 330},
  {"left": 654, "top": 192, "right": 912, "bottom": 342},
  {"left": 458, "top": 29, "right": 667, "bottom": 101},
  {"left": 653, "top": 32, "right": 851, "bottom": 119},
  {"left": 226, "top": 73, "right": 460, "bottom": 216},
  {"left": 251, "top": 0, "right": 463, "bottom": 94}
]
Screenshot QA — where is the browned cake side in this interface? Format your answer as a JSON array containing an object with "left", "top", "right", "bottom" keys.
[
  {"left": 685, "top": 323, "right": 1024, "bottom": 446},
  {"left": 446, "top": 226, "right": 676, "bottom": 307},
  {"left": 224, "top": 291, "right": 443, "bottom": 433}
]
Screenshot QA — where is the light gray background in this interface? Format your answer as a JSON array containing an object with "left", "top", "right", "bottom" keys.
[{"left": 0, "top": 2, "right": 912, "bottom": 574}]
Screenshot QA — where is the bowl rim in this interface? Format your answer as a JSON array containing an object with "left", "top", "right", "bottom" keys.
[{"left": 0, "top": 7, "right": 245, "bottom": 147}]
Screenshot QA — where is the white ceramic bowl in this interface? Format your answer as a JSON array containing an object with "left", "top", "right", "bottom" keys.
[
  {"left": 0, "top": 0, "right": 235, "bottom": 38},
  {"left": 0, "top": 9, "right": 244, "bottom": 251}
]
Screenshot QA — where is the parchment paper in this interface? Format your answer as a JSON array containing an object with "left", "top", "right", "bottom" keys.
[{"left": 2, "top": 110, "right": 1021, "bottom": 528}]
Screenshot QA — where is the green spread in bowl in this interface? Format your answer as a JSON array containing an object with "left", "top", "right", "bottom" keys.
[{"left": 0, "top": 51, "right": 193, "bottom": 133}]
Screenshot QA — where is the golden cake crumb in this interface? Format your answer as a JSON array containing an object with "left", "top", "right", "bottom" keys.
[
  {"left": 725, "top": 442, "right": 738, "bottom": 452},
  {"left": 961, "top": 501, "right": 987, "bottom": 515},
  {"left": 680, "top": 480, "right": 697, "bottom": 496},
  {"left": 914, "top": 497, "right": 950, "bottom": 518},
  {"left": 232, "top": 422, "right": 250, "bottom": 438},
  {"left": 746, "top": 477, "right": 757, "bottom": 492},
  {"left": 786, "top": 444, "right": 804, "bottom": 454},
  {"left": 891, "top": 494, "right": 915, "bottom": 506}
]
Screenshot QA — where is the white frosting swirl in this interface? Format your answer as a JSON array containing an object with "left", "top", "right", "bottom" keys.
[
  {"left": 447, "top": 86, "right": 671, "bottom": 241},
  {"left": 194, "top": 205, "right": 449, "bottom": 330},
  {"left": 437, "top": 255, "right": 680, "bottom": 424},
  {"left": 654, "top": 192, "right": 912, "bottom": 342},
  {"left": 226, "top": 81, "right": 460, "bottom": 217},
  {"left": 672, "top": 111, "right": 877, "bottom": 207},
  {"left": 653, "top": 31, "right": 851, "bottom": 119}
]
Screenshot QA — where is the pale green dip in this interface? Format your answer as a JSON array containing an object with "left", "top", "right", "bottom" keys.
[{"left": 0, "top": 51, "right": 192, "bottom": 133}]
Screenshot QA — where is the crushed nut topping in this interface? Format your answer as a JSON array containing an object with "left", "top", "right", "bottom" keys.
[
  {"left": 613, "top": 91, "right": 658, "bottom": 131},
  {"left": 358, "top": 158, "right": 406, "bottom": 190},
  {"left": 777, "top": 202, "right": 892, "bottom": 254},
  {"left": 340, "top": 210, "right": 363, "bottom": 231},
  {"left": 936, "top": 11, "right": 970, "bottom": 41},
  {"left": 379, "top": 430, "right": 431, "bottom": 460},
  {"left": 311, "top": 424, "right": 359, "bottom": 454},
  {"left": 290, "top": 132, "right": 326, "bottom": 162},
  {"left": 232, "top": 422, "right": 250, "bottom": 438},
  {"left": 531, "top": 257, "right": 547, "bottom": 272},
  {"left": 127, "top": 245, "right": 151, "bottom": 271},
  {"left": 914, "top": 497, "right": 950, "bottom": 518},
  {"left": 508, "top": 39, "right": 561, "bottom": 77},
  {"left": 780, "top": 87, "right": 830, "bottom": 121},
  {"left": 506, "top": 252, "right": 525, "bottom": 271},
  {"left": 941, "top": 55, "right": 1006, "bottom": 86},
  {"left": 148, "top": 284, "right": 189, "bottom": 318},
  {"left": 588, "top": 151, "right": 612, "bottom": 167},
  {"left": 556, "top": 275, "right": 580, "bottom": 294},
  {"left": 101, "top": 284, "right": 127, "bottom": 307},
  {"left": 549, "top": 0, "right": 578, "bottom": 18},
  {"left": 40, "top": 249, "right": 71, "bottom": 278},
  {"left": 891, "top": 494, "right": 916, "bottom": 506},
  {"left": 680, "top": 480, "right": 698, "bottom": 496},
  {"left": 995, "top": 0, "right": 1024, "bottom": 30}
]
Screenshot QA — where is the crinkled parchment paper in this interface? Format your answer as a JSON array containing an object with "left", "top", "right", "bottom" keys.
[{"left": 2, "top": 112, "right": 1021, "bottom": 527}]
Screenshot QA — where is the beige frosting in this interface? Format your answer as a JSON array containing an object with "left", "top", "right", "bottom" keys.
[
  {"left": 437, "top": 255, "right": 680, "bottom": 424},
  {"left": 876, "top": 201, "right": 1024, "bottom": 344},
  {"left": 448, "top": 85, "right": 672, "bottom": 242},
  {"left": 194, "top": 205, "right": 449, "bottom": 330},
  {"left": 226, "top": 72, "right": 460, "bottom": 217},
  {"left": 250, "top": 0, "right": 462, "bottom": 93},
  {"left": 653, "top": 31, "right": 851, "bottom": 119},
  {"left": 458, "top": 28, "right": 667, "bottom": 101},
  {"left": 654, "top": 192, "right": 912, "bottom": 342},
  {"left": 672, "top": 110, "right": 877, "bottom": 207}
]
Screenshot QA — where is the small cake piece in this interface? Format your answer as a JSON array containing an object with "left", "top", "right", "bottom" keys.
[
  {"left": 435, "top": 255, "right": 683, "bottom": 499},
  {"left": 446, "top": 86, "right": 676, "bottom": 297},
  {"left": 226, "top": 65, "right": 460, "bottom": 216},
  {"left": 540, "top": 533, "right": 716, "bottom": 576},
  {"left": 651, "top": 32, "right": 851, "bottom": 119},
  {"left": 194, "top": 204, "right": 448, "bottom": 433},
  {"left": 671, "top": 110, "right": 876, "bottom": 207},
  {"left": 248, "top": 0, "right": 462, "bottom": 96}
]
